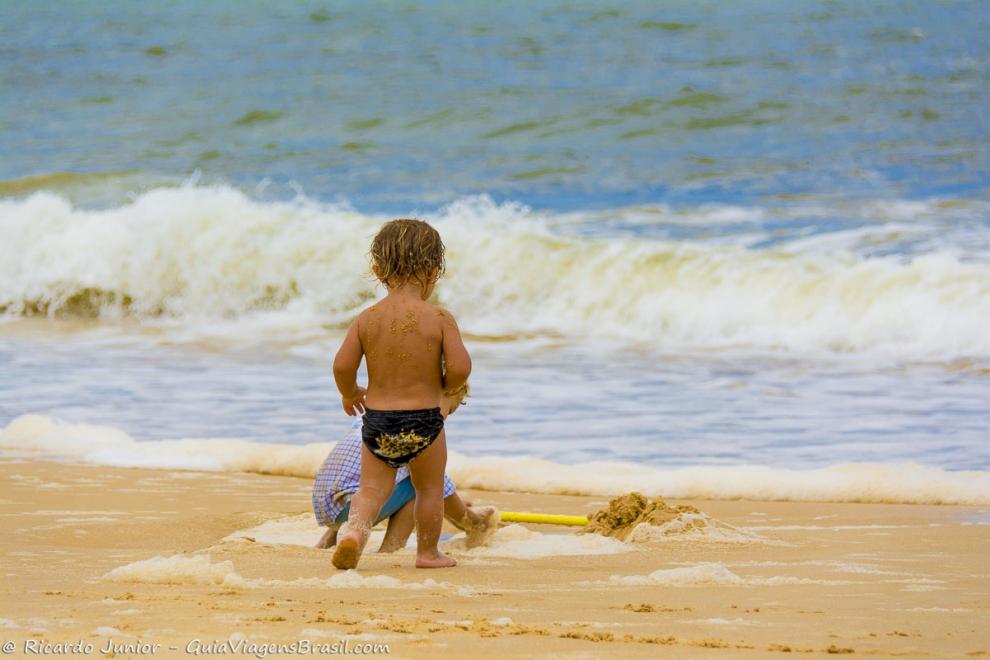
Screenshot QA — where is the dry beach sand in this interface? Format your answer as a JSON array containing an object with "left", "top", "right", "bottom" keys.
[{"left": 1, "top": 458, "right": 989, "bottom": 658}]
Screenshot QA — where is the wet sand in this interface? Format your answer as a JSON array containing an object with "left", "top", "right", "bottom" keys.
[{"left": 1, "top": 458, "right": 988, "bottom": 658}]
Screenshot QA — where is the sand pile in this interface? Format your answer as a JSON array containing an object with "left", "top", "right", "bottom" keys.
[
  {"left": 581, "top": 492, "right": 769, "bottom": 544},
  {"left": 582, "top": 493, "right": 700, "bottom": 541}
]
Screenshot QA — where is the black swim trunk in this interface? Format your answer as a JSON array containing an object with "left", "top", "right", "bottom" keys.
[{"left": 361, "top": 407, "right": 444, "bottom": 468}]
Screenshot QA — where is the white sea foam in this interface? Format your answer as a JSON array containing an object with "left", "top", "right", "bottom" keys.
[
  {"left": 446, "top": 524, "right": 629, "bottom": 558},
  {"left": 687, "top": 618, "right": 760, "bottom": 626},
  {"left": 0, "top": 414, "right": 330, "bottom": 478},
  {"left": 3, "top": 414, "right": 988, "bottom": 505},
  {"left": 102, "top": 554, "right": 247, "bottom": 587},
  {"left": 28, "top": 510, "right": 126, "bottom": 516},
  {"left": 2, "top": 188, "right": 988, "bottom": 359},
  {"left": 625, "top": 512, "right": 779, "bottom": 545},
  {"left": 224, "top": 514, "right": 626, "bottom": 559},
  {"left": 608, "top": 563, "right": 855, "bottom": 587},
  {"left": 725, "top": 560, "right": 910, "bottom": 576},
  {"left": 447, "top": 452, "right": 990, "bottom": 505},
  {"left": 298, "top": 629, "right": 342, "bottom": 639},
  {"left": 285, "top": 572, "right": 447, "bottom": 591},
  {"left": 738, "top": 524, "right": 915, "bottom": 531},
  {"left": 223, "top": 514, "right": 324, "bottom": 547},
  {"left": 886, "top": 577, "right": 946, "bottom": 593},
  {"left": 224, "top": 516, "right": 400, "bottom": 554},
  {"left": 102, "top": 554, "right": 446, "bottom": 590}
]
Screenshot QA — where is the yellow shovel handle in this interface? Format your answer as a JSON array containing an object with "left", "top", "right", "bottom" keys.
[{"left": 500, "top": 511, "right": 588, "bottom": 526}]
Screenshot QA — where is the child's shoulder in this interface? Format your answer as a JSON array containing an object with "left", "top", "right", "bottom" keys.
[
  {"left": 425, "top": 303, "right": 459, "bottom": 322},
  {"left": 354, "top": 300, "right": 386, "bottom": 321},
  {"left": 429, "top": 305, "right": 462, "bottom": 336}
]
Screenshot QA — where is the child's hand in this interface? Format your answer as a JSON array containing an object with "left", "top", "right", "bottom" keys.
[
  {"left": 440, "top": 382, "right": 470, "bottom": 418},
  {"left": 440, "top": 392, "right": 465, "bottom": 418},
  {"left": 341, "top": 386, "right": 367, "bottom": 416}
]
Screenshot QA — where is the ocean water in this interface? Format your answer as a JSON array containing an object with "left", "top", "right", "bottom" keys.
[{"left": 2, "top": 1, "right": 989, "bottom": 502}]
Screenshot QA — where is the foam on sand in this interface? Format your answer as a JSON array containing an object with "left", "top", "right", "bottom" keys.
[
  {"left": 0, "top": 414, "right": 330, "bottom": 478},
  {"left": 223, "top": 514, "right": 324, "bottom": 547},
  {"left": 102, "top": 554, "right": 247, "bottom": 588},
  {"left": 4, "top": 414, "right": 989, "bottom": 505},
  {"left": 224, "top": 515, "right": 404, "bottom": 555},
  {"left": 725, "top": 560, "right": 911, "bottom": 577},
  {"left": 608, "top": 563, "right": 857, "bottom": 587},
  {"left": 627, "top": 513, "right": 778, "bottom": 545},
  {"left": 223, "top": 513, "right": 628, "bottom": 559},
  {"left": 687, "top": 618, "right": 760, "bottom": 626},
  {"left": 446, "top": 524, "right": 629, "bottom": 559},
  {"left": 102, "top": 554, "right": 448, "bottom": 590},
  {"left": 448, "top": 453, "right": 990, "bottom": 505}
]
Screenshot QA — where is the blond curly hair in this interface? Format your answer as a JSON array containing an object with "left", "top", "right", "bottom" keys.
[{"left": 370, "top": 218, "right": 446, "bottom": 291}]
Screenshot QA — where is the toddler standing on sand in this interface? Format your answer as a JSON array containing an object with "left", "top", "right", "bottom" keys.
[
  {"left": 312, "top": 384, "right": 497, "bottom": 552},
  {"left": 331, "top": 218, "right": 471, "bottom": 569}
]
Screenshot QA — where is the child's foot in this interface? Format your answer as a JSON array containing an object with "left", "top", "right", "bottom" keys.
[
  {"left": 415, "top": 551, "right": 457, "bottom": 569},
  {"left": 464, "top": 507, "right": 499, "bottom": 549},
  {"left": 331, "top": 532, "right": 362, "bottom": 569}
]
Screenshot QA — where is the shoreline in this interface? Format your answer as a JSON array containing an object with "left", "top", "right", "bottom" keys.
[
  {"left": 2, "top": 457, "right": 988, "bottom": 658},
  {"left": 5, "top": 414, "right": 989, "bottom": 507}
]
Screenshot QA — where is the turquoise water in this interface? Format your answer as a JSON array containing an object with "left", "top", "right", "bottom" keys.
[
  {"left": 2, "top": 1, "right": 989, "bottom": 485},
  {"left": 4, "top": 0, "right": 988, "bottom": 208}
]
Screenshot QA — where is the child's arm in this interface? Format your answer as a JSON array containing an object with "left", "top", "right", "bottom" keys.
[
  {"left": 439, "top": 310, "right": 472, "bottom": 395},
  {"left": 333, "top": 319, "right": 366, "bottom": 415}
]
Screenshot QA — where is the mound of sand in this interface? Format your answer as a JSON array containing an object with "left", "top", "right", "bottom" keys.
[
  {"left": 581, "top": 493, "right": 702, "bottom": 541},
  {"left": 582, "top": 493, "right": 776, "bottom": 545}
]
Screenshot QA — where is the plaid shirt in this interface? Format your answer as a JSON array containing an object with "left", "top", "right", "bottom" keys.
[{"left": 312, "top": 418, "right": 456, "bottom": 526}]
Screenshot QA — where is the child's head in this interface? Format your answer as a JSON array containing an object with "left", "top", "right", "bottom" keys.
[{"left": 370, "top": 218, "right": 445, "bottom": 296}]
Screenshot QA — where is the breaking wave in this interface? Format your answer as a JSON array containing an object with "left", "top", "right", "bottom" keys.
[{"left": 2, "top": 186, "right": 989, "bottom": 358}]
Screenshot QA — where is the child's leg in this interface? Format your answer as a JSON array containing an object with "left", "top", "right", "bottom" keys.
[
  {"left": 332, "top": 446, "right": 396, "bottom": 570},
  {"left": 407, "top": 431, "right": 455, "bottom": 568},
  {"left": 377, "top": 500, "right": 414, "bottom": 553}
]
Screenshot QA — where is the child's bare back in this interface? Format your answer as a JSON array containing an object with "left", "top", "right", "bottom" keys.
[{"left": 360, "top": 298, "right": 447, "bottom": 410}]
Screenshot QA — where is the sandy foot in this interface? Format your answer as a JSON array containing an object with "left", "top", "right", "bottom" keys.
[
  {"left": 331, "top": 534, "right": 361, "bottom": 569},
  {"left": 415, "top": 551, "right": 457, "bottom": 568}
]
